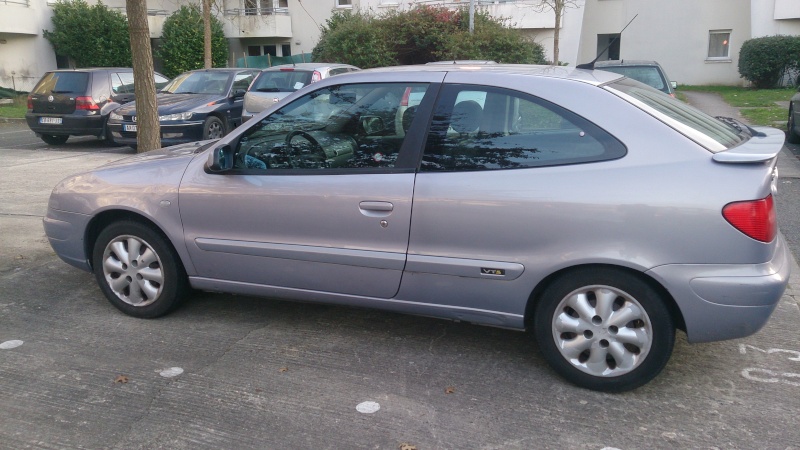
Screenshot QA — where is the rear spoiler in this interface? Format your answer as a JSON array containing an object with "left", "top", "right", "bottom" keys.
[{"left": 712, "top": 126, "right": 785, "bottom": 164}]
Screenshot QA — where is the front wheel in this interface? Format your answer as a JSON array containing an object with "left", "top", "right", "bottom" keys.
[
  {"left": 40, "top": 134, "right": 69, "bottom": 145},
  {"left": 533, "top": 267, "right": 675, "bottom": 392},
  {"left": 788, "top": 106, "right": 800, "bottom": 144},
  {"left": 202, "top": 116, "right": 225, "bottom": 140},
  {"left": 92, "top": 221, "right": 188, "bottom": 318}
]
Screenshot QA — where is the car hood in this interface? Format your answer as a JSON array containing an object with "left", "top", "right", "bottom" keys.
[
  {"left": 115, "top": 93, "right": 225, "bottom": 115},
  {"left": 48, "top": 141, "right": 209, "bottom": 215}
]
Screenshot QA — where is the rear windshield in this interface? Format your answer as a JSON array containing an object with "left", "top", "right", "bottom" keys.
[
  {"left": 605, "top": 78, "right": 745, "bottom": 152},
  {"left": 251, "top": 70, "right": 313, "bottom": 93},
  {"left": 599, "top": 66, "right": 667, "bottom": 92},
  {"left": 32, "top": 72, "right": 89, "bottom": 95}
]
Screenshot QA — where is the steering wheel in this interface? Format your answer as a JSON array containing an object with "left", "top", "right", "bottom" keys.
[{"left": 285, "top": 130, "right": 328, "bottom": 168}]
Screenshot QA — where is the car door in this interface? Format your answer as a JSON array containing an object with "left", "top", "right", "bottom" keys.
[
  {"left": 225, "top": 71, "right": 258, "bottom": 127},
  {"left": 179, "top": 75, "right": 442, "bottom": 298}
]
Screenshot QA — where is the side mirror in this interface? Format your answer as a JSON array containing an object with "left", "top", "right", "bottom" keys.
[
  {"left": 232, "top": 89, "right": 246, "bottom": 99},
  {"left": 671, "top": 81, "right": 678, "bottom": 90},
  {"left": 207, "top": 144, "right": 234, "bottom": 172}
]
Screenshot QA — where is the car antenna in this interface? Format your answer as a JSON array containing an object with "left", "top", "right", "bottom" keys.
[{"left": 576, "top": 14, "right": 638, "bottom": 70}]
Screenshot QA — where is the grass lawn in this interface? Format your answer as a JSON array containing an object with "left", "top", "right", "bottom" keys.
[
  {"left": 0, "top": 96, "right": 28, "bottom": 119},
  {"left": 680, "top": 85, "right": 795, "bottom": 126}
]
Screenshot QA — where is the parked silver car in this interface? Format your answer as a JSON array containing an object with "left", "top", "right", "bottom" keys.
[
  {"left": 44, "top": 64, "right": 789, "bottom": 392},
  {"left": 241, "top": 63, "right": 359, "bottom": 122}
]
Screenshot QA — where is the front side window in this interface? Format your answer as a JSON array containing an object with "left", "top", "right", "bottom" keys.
[
  {"left": 235, "top": 82, "right": 429, "bottom": 171},
  {"left": 421, "top": 85, "right": 625, "bottom": 171},
  {"left": 708, "top": 30, "right": 731, "bottom": 59},
  {"left": 233, "top": 72, "right": 256, "bottom": 93}
]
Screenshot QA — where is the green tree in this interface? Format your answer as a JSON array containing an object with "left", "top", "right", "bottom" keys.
[
  {"left": 313, "top": 6, "right": 545, "bottom": 69},
  {"left": 43, "top": 0, "right": 131, "bottom": 68},
  {"left": 157, "top": 5, "right": 228, "bottom": 78}
]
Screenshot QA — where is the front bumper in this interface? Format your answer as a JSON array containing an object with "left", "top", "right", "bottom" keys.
[
  {"left": 43, "top": 208, "right": 92, "bottom": 272},
  {"left": 646, "top": 234, "right": 791, "bottom": 343},
  {"left": 108, "top": 120, "right": 205, "bottom": 147}
]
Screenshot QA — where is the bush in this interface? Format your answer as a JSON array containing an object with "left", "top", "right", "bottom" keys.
[
  {"left": 738, "top": 35, "right": 800, "bottom": 89},
  {"left": 157, "top": 5, "right": 228, "bottom": 78},
  {"left": 43, "top": 0, "right": 131, "bottom": 67},
  {"left": 313, "top": 6, "right": 545, "bottom": 68}
]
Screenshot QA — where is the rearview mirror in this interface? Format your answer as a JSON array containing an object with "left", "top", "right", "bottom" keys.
[
  {"left": 361, "top": 115, "right": 385, "bottom": 135},
  {"left": 207, "top": 144, "right": 234, "bottom": 172}
]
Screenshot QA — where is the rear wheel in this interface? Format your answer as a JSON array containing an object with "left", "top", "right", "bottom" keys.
[
  {"left": 787, "top": 106, "right": 800, "bottom": 144},
  {"left": 202, "top": 116, "right": 225, "bottom": 140},
  {"left": 92, "top": 221, "right": 188, "bottom": 318},
  {"left": 534, "top": 267, "right": 675, "bottom": 392},
  {"left": 40, "top": 134, "right": 69, "bottom": 145}
]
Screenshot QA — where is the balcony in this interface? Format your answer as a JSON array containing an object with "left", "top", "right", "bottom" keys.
[
  {"left": 0, "top": 0, "right": 38, "bottom": 35},
  {"left": 222, "top": 8, "right": 292, "bottom": 38}
]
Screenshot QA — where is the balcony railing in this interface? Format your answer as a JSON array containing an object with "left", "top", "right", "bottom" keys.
[
  {"left": 1, "top": 0, "right": 30, "bottom": 6},
  {"left": 224, "top": 8, "right": 290, "bottom": 16}
]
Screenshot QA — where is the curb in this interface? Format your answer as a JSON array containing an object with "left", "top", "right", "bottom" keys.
[{"left": 0, "top": 117, "right": 26, "bottom": 123}]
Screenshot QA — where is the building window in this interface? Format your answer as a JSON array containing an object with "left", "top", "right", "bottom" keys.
[
  {"left": 281, "top": 44, "right": 292, "bottom": 56},
  {"left": 336, "top": 0, "right": 353, "bottom": 8},
  {"left": 708, "top": 30, "right": 731, "bottom": 60},
  {"left": 278, "top": 0, "right": 288, "bottom": 7},
  {"left": 596, "top": 34, "right": 620, "bottom": 61},
  {"left": 247, "top": 46, "right": 262, "bottom": 57}
]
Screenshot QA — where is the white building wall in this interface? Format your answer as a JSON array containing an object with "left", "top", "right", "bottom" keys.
[
  {"left": 0, "top": 0, "right": 57, "bottom": 92},
  {"left": 579, "top": 0, "right": 751, "bottom": 86}
]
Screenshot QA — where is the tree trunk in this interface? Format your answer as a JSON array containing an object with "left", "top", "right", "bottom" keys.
[
  {"left": 126, "top": 0, "right": 160, "bottom": 152},
  {"left": 553, "top": 2, "right": 562, "bottom": 65},
  {"left": 203, "top": 0, "right": 212, "bottom": 68}
]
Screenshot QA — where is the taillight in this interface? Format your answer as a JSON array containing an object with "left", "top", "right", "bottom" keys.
[
  {"left": 311, "top": 71, "right": 322, "bottom": 83},
  {"left": 27, "top": 95, "right": 32, "bottom": 110},
  {"left": 75, "top": 96, "right": 99, "bottom": 111},
  {"left": 400, "top": 87, "right": 411, "bottom": 107},
  {"left": 722, "top": 194, "right": 776, "bottom": 242}
]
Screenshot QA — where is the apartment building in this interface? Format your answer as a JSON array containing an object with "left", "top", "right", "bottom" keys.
[{"left": 1, "top": 0, "right": 798, "bottom": 91}]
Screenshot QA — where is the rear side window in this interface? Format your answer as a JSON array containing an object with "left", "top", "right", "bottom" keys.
[
  {"left": 32, "top": 72, "right": 89, "bottom": 95},
  {"left": 421, "top": 85, "right": 626, "bottom": 171},
  {"left": 251, "top": 70, "right": 313, "bottom": 93},
  {"left": 606, "top": 78, "right": 744, "bottom": 151},
  {"left": 111, "top": 72, "right": 135, "bottom": 94}
]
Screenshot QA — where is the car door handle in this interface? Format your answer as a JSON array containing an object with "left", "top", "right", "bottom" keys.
[{"left": 359, "top": 201, "right": 394, "bottom": 217}]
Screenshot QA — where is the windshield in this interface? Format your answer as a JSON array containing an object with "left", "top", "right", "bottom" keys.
[
  {"left": 251, "top": 70, "right": 313, "bottom": 93},
  {"left": 161, "top": 71, "right": 231, "bottom": 95},
  {"left": 605, "top": 78, "right": 745, "bottom": 152}
]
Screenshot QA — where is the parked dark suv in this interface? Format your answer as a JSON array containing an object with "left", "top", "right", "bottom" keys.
[{"left": 25, "top": 68, "right": 169, "bottom": 145}]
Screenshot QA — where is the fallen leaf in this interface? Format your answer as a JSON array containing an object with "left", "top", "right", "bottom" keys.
[
  {"left": 399, "top": 444, "right": 417, "bottom": 450},
  {"left": 255, "top": 388, "right": 263, "bottom": 393},
  {"left": 279, "top": 367, "right": 288, "bottom": 373},
  {"left": 445, "top": 386, "right": 455, "bottom": 394},
  {"left": 114, "top": 375, "right": 129, "bottom": 384},
  {"left": 15, "top": 255, "right": 24, "bottom": 260}
]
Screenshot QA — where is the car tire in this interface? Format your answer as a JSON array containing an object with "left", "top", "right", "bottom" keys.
[
  {"left": 102, "top": 120, "right": 118, "bottom": 146},
  {"left": 92, "top": 220, "right": 188, "bottom": 318},
  {"left": 533, "top": 267, "right": 675, "bottom": 392},
  {"left": 202, "top": 116, "right": 225, "bottom": 140},
  {"left": 787, "top": 106, "right": 800, "bottom": 144},
  {"left": 40, "top": 134, "right": 69, "bottom": 145}
]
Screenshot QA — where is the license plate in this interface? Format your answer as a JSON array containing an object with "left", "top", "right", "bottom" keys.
[
  {"left": 124, "top": 124, "right": 137, "bottom": 132},
  {"left": 39, "top": 117, "right": 62, "bottom": 125}
]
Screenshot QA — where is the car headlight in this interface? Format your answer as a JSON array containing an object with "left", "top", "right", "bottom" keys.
[
  {"left": 109, "top": 112, "right": 123, "bottom": 121},
  {"left": 159, "top": 112, "right": 193, "bottom": 121}
]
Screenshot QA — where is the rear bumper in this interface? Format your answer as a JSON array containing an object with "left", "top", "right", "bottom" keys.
[
  {"left": 646, "top": 235, "right": 791, "bottom": 343},
  {"left": 26, "top": 113, "right": 104, "bottom": 136}
]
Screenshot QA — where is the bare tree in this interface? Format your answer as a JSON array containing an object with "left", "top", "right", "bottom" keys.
[
  {"left": 126, "top": 0, "right": 160, "bottom": 152},
  {"left": 203, "top": 0, "right": 212, "bottom": 68},
  {"left": 529, "top": 0, "right": 580, "bottom": 65}
]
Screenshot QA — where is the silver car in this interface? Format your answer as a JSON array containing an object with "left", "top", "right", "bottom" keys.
[
  {"left": 44, "top": 65, "right": 790, "bottom": 392},
  {"left": 241, "top": 63, "right": 359, "bottom": 122}
]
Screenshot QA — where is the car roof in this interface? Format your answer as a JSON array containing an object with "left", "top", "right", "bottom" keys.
[
  {"left": 47, "top": 68, "right": 133, "bottom": 72},
  {"left": 357, "top": 64, "right": 624, "bottom": 87},
  {"left": 260, "top": 63, "right": 357, "bottom": 72},
  {"left": 186, "top": 68, "right": 257, "bottom": 73}
]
